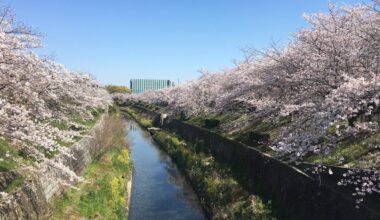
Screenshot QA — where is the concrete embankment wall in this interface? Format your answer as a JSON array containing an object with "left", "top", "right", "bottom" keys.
[
  {"left": 0, "top": 114, "right": 110, "bottom": 220},
  {"left": 131, "top": 105, "right": 380, "bottom": 220}
]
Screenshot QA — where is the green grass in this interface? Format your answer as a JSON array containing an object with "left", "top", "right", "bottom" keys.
[
  {"left": 43, "top": 148, "right": 60, "bottom": 159},
  {"left": 0, "top": 139, "right": 25, "bottom": 192},
  {"left": 78, "top": 149, "right": 130, "bottom": 218},
  {"left": 66, "top": 108, "right": 103, "bottom": 129},
  {"left": 50, "top": 120, "right": 68, "bottom": 130},
  {"left": 152, "top": 130, "right": 277, "bottom": 219},
  {"left": 56, "top": 140, "right": 72, "bottom": 148},
  {"left": 0, "top": 139, "right": 19, "bottom": 172},
  {"left": 307, "top": 131, "right": 380, "bottom": 168},
  {"left": 325, "top": 121, "right": 348, "bottom": 136},
  {"left": 52, "top": 148, "right": 131, "bottom": 219},
  {"left": 52, "top": 108, "right": 103, "bottom": 132},
  {"left": 139, "top": 117, "right": 153, "bottom": 128},
  {"left": 227, "top": 117, "right": 291, "bottom": 155},
  {"left": 51, "top": 109, "right": 132, "bottom": 219},
  {"left": 138, "top": 102, "right": 159, "bottom": 111},
  {"left": 187, "top": 113, "right": 240, "bottom": 133},
  {"left": 4, "top": 176, "right": 25, "bottom": 193},
  {"left": 187, "top": 113, "right": 291, "bottom": 156},
  {"left": 53, "top": 108, "right": 104, "bottom": 148},
  {"left": 120, "top": 107, "right": 153, "bottom": 128},
  {"left": 56, "top": 136, "right": 82, "bottom": 148}
]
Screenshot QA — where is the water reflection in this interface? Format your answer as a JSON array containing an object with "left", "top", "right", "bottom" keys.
[
  {"left": 127, "top": 120, "right": 205, "bottom": 220},
  {"left": 129, "top": 123, "right": 138, "bottom": 131}
]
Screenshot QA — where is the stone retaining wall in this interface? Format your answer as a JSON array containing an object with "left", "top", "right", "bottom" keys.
[{"left": 0, "top": 114, "right": 109, "bottom": 220}]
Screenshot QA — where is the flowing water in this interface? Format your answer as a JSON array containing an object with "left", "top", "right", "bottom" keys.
[{"left": 126, "top": 119, "right": 206, "bottom": 220}]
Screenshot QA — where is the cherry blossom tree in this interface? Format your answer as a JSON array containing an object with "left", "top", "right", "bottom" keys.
[
  {"left": 0, "top": 3, "right": 111, "bottom": 190},
  {"left": 126, "top": 1, "right": 380, "bottom": 203}
]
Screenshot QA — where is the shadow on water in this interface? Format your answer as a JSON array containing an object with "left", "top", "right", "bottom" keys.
[{"left": 127, "top": 120, "right": 206, "bottom": 220}]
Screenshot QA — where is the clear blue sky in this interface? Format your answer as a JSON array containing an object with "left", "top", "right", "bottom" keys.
[{"left": 3, "top": 0, "right": 370, "bottom": 85}]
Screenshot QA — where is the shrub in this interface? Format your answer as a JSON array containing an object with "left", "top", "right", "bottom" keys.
[{"left": 105, "top": 85, "right": 131, "bottom": 94}]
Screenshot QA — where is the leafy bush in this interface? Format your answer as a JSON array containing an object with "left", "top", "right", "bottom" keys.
[{"left": 105, "top": 85, "right": 131, "bottom": 94}]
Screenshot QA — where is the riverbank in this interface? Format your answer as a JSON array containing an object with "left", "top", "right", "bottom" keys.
[
  {"left": 121, "top": 106, "right": 282, "bottom": 219},
  {"left": 51, "top": 108, "right": 132, "bottom": 219}
]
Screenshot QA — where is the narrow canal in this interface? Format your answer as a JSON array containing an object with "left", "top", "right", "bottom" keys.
[{"left": 126, "top": 119, "right": 206, "bottom": 220}]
